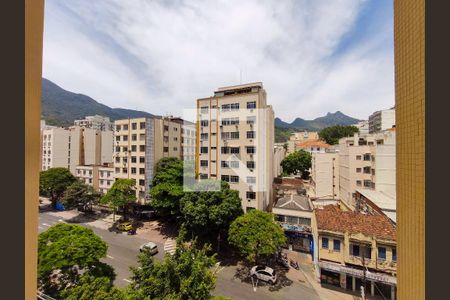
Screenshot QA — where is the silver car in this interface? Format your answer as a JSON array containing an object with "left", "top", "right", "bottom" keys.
[
  {"left": 139, "top": 242, "right": 158, "bottom": 255},
  {"left": 250, "top": 265, "right": 277, "bottom": 284}
]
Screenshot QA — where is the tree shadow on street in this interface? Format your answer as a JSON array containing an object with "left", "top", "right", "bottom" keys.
[
  {"left": 65, "top": 210, "right": 110, "bottom": 224},
  {"left": 233, "top": 262, "right": 293, "bottom": 292}
]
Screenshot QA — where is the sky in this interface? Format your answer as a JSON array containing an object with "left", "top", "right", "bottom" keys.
[{"left": 43, "top": 0, "right": 394, "bottom": 122}]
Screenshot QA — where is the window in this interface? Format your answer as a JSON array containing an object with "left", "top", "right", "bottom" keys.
[
  {"left": 247, "top": 176, "right": 256, "bottom": 184},
  {"left": 164, "top": 147, "right": 169, "bottom": 153},
  {"left": 200, "top": 147, "right": 208, "bottom": 154},
  {"left": 356, "top": 168, "right": 362, "bottom": 173},
  {"left": 173, "top": 147, "right": 178, "bottom": 151},
  {"left": 247, "top": 101, "right": 256, "bottom": 109},
  {"left": 230, "top": 175, "right": 239, "bottom": 183},
  {"left": 247, "top": 161, "right": 255, "bottom": 169},
  {"left": 363, "top": 180, "right": 372, "bottom": 187},
  {"left": 198, "top": 173, "right": 208, "bottom": 179},
  {"left": 140, "top": 122, "right": 146, "bottom": 129},
  {"left": 247, "top": 116, "right": 256, "bottom": 124},
  {"left": 115, "top": 167, "right": 120, "bottom": 173},
  {"left": 221, "top": 117, "right": 239, "bottom": 125},
  {"left": 231, "top": 147, "right": 240, "bottom": 154},
  {"left": 132, "top": 134, "right": 137, "bottom": 141},
  {"left": 164, "top": 136, "right": 169, "bottom": 143},
  {"left": 132, "top": 123, "right": 137, "bottom": 130},
  {"left": 221, "top": 104, "right": 230, "bottom": 111},
  {"left": 123, "top": 168, "right": 128, "bottom": 174},
  {"left": 378, "top": 247, "right": 387, "bottom": 260},
  {"left": 123, "top": 124, "right": 128, "bottom": 130},
  {"left": 229, "top": 161, "right": 239, "bottom": 168},
  {"left": 139, "top": 168, "right": 145, "bottom": 174},
  {"left": 116, "top": 136, "right": 120, "bottom": 141},
  {"left": 333, "top": 240, "right": 341, "bottom": 252},
  {"left": 230, "top": 103, "right": 239, "bottom": 111},
  {"left": 246, "top": 191, "right": 256, "bottom": 199},
  {"left": 139, "top": 179, "right": 145, "bottom": 186},
  {"left": 221, "top": 175, "right": 229, "bottom": 182},
  {"left": 363, "top": 166, "right": 371, "bottom": 174},
  {"left": 230, "top": 132, "right": 239, "bottom": 139},
  {"left": 356, "top": 180, "right": 362, "bottom": 186},
  {"left": 115, "top": 157, "right": 120, "bottom": 163},
  {"left": 115, "top": 146, "right": 120, "bottom": 152},
  {"left": 200, "top": 120, "right": 209, "bottom": 127},
  {"left": 139, "top": 145, "right": 145, "bottom": 152},
  {"left": 246, "top": 146, "right": 256, "bottom": 154},
  {"left": 322, "top": 237, "right": 329, "bottom": 249},
  {"left": 356, "top": 155, "right": 362, "bottom": 160},
  {"left": 139, "top": 157, "right": 145, "bottom": 163},
  {"left": 131, "top": 156, "right": 137, "bottom": 163},
  {"left": 221, "top": 161, "right": 230, "bottom": 168},
  {"left": 140, "top": 134, "right": 145, "bottom": 141},
  {"left": 363, "top": 154, "right": 371, "bottom": 161},
  {"left": 131, "top": 167, "right": 137, "bottom": 174},
  {"left": 352, "top": 244, "right": 360, "bottom": 256},
  {"left": 221, "top": 147, "right": 230, "bottom": 154},
  {"left": 200, "top": 133, "right": 208, "bottom": 140},
  {"left": 164, "top": 125, "right": 169, "bottom": 131},
  {"left": 201, "top": 106, "right": 209, "bottom": 113},
  {"left": 247, "top": 131, "right": 255, "bottom": 139},
  {"left": 392, "top": 248, "right": 397, "bottom": 261},
  {"left": 123, "top": 147, "right": 128, "bottom": 152},
  {"left": 200, "top": 160, "right": 208, "bottom": 167},
  {"left": 116, "top": 125, "right": 121, "bottom": 131},
  {"left": 372, "top": 169, "right": 375, "bottom": 175}
]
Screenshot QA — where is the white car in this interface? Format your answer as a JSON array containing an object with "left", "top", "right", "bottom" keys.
[
  {"left": 139, "top": 242, "right": 158, "bottom": 255},
  {"left": 250, "top": 265, "right": 277, "bottom": 284}
]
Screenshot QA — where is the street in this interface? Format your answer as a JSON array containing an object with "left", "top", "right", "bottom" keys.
[{"left": 38, "top": 210, "right": 335, "bottom": 299}]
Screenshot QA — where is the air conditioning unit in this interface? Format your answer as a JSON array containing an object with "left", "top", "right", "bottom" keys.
[
  {"left": 250, "top": 169, "right": 253, "bottom": 172},
  {"left": 250, "top": 154, "right": 253, "bottom": 158}
]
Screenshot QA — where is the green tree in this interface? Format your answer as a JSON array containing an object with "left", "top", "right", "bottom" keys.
[
  {"left": 39, "top": 167, "right": 77, "bottom": 207},
  {"left": 38, "top": 223, "right": 112, "bottom": 297},
  {"left": 101, "top": 179, "right": 136, "bottom": 221},
  {"left": 61, "top": 180, "right": 101, "bottom": 212},
  {"left": 61, "top": 275, "right": 126, "bottom": 300},
  {"left": 280, "top": 149, "right": 312, "bottom": 177},
  {"left": 150, "top": 157, "right": 185, "bottom": 218},
  {"left": 180, "top": 181, "right": 243, "bottom": 250},
  {"left": 228, "top": 210, "right": 287, "bottom": 263},
  {"left": 318, "top": 124, "right": 359, "bottom": 145},
  {"left": 127, "top": 236, "right": 217, "bottom": 300}
]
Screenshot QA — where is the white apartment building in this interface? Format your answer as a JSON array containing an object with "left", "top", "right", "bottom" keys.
[
  {"left": 338, "top": 129, "right": 396, "bottom": 210},
  {"left": 181, "top": 121, "right": 196, "bottom": 161},
  {"left": 354, "top": 120, "right": 369, "bottom": 136},
  {"left": 310, "top": 152, "right": 339, "bottom": 200},
  {"left": 75, "top": 165, "right": 114, "bottom": 194},
  {"left": 113, "top": 117, "right": 184, "bottom": 202},
  {"left": 368, "top": 108, "right": 395, "bottom": 133},
  {"left": 196, "top": 82, "right": 275, "bottom": 212},
  {"left": 41, "top": 126, "right": 113, "bottom": 174},
  {"left": 74, "top": 115, "right": 113, "bottom": 131}
]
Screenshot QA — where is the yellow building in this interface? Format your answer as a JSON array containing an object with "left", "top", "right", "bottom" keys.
[{"left": 312, "top": 205, "right": 397, "bottom": 299}]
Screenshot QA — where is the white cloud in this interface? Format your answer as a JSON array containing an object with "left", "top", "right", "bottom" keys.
[{"left": 43, "top": 0, "right": 394, "bottom": 121}]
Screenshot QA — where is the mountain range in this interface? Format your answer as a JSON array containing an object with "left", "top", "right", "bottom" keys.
[
  {"left": 41, "top": 78, "right": 360, "bottom": 131},
  {"left": 41, "top": 78, "right": 154, "bottom": 127}
]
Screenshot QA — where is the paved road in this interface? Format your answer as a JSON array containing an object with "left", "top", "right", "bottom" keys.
[
  {"left": 39, "top": 212, "right": 164, "bottom": 287},
  {"left": 39, "top": 212, "right": 321, "bottom": 299}
]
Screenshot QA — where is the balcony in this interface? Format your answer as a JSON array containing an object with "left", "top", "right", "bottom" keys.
[{"left": 346, "top": 255, "right": 376, "bottom": 268}]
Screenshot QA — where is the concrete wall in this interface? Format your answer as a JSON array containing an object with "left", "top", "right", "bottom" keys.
[{"left": 311, "top": 152, "right": 339, "bottom": 199}]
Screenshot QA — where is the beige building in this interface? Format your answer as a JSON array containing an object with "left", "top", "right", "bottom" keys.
[
  {"left": 368, "top": 108, "right": 395, "bottom": 134},
  {"left": 75, "top": 165, "right": 114, "bottom": 194},
  {"left": 181, "top": 121, "right": 196, "bottom": 161},
  {"left": 41, "top": 126, "right": 113, "bottom": 174},
  {"left": 338, "top": 129, "right": 396, "bottom": 210},
  {"left": 113, "top": 116, "right": 185, "bottom": 202},
  {"left": 312, "top": 205, "right": 396, "bottom": 299},
  {"left": 310, "top": 152, "right": 339, "bottom": 201},
  {"left": 287, "top": 131, "right": 319, "bottom": 154},
  {"left": 273, "top": 144, "right": 286, "bottom": 177},
  {"left": 296, "top": 140, "right": 332, "bottom": 154},
  {"left": 196, "top": 82, "right": 275, "bottom": 212},
  {"left": 74, "top": 115, "right": 113, "bottom": 131}
]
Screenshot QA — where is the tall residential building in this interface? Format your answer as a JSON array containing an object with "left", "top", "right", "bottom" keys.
[
  {"left": 75, "top": 165, "right": 114, "bottom": 194},
  {"left": 310, "top": 152, "right": 339, "bottom": 200},
  {"left": 113, "top": 117, "right": 184, "bottom": 202},
  {"left": 41, "top": 126, "right": 113, "bottom": 174},
  {"left": 368, "top": 108, "right": 395, "bottom": 133},
  {"left": 74, "top": 115, "right": 114, "bottom": 131},
  {"left": 181, "top": 121, "right": 196, "bottom": 161},
  {"left": 196, "top": 82, "right": 275, "bottom": 212},
  {"left": 338, "top": 129, "right": 396, "bottom": 210}
]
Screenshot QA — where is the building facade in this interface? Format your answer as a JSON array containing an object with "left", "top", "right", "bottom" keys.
[
  {"left": 368, "top": 108, "right": 395, "bottom": 134},
  {"left": 312, "top": 205, "right": 397, "bottom": 299},
  {"left": 310, "top": 152, "right": 339, "bottom": 200},
  {"left": 74, "top": 115, "right": 114, "bottom": 131},
  {"left": 181, "top": 121, "right": 196, "bottom": 161},
  {"left": 296, "top": 140, "right": 332, "bottom": 154},
  {"left": 287, "top": 131, "right": 319, "bottom": 154},
  {"left": 113, "top": 117, "right": 183, "bottom": 202},
  {"left": 75, "top": 165, "right": 114, "bottom": 194},
  {"left": 196, "top": 82, "right": 275, "bottom": 212},
  {"left": 273, "top": 144, "right": 286, "bottom": 177}
]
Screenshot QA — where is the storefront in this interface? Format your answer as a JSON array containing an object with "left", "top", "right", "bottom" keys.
[
  {"left": 281, "top": 224, "right": 313, "bottom": 254},
  {"left": 319, "top": 261, "right": 397, "bottom": 300}
]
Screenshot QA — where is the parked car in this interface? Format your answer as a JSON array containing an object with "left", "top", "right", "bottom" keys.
[
  {"left": 139, "top": 242, "right": 159, "bottom": 255},
  {"left": 250, "top": 265, "right": 277, "bottom": 284},
  {"left": 117, "top": 222, "right": 133, "bottom": 231}
]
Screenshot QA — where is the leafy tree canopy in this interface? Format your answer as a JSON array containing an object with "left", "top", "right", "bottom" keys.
[
  {"left": 280, "top": 149, "right": 312, "bottom": 176},
  {"left": 228, "top": 210, "right": 287, "bottom": 263},
  {"left": 61, "top": 180, "right": 101, "bottom": 212},
  {"left": 38, "top": 223, "right": 110, "bottom": 297},
  {"left": 39, "top": 167, "right": 77, "bottom": 205},
  {"left": 101, "top": 178, "right": 136, "bottom": 220},
  {"left": 128, "top": 237, "right": 217, "bottom": 300},
  {"left": 61, "top": 275, "right": 126, "bottom": 300},
  {"left": 318, "top": 125, "right": 359, "bottom": 145}
]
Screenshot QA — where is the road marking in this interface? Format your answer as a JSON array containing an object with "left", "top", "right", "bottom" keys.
[
  {"left": 164, "top": 239, "right": 177, "bottom": 255},
  {"left": 106, "top": 255, "right": 114, "bottom": 259},
  {"left": 42, "top": 223, "right": 51, "bottom": 227},
  {"left": 58, "top": 219, "right": 65, "bottom": 223},
  {"left": 123, "top": 278, "right": 132, "bottom": 283}
]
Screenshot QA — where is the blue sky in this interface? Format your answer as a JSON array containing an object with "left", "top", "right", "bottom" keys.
[{"left": 43, "top": 0, "right": 394, "bottom": 121}]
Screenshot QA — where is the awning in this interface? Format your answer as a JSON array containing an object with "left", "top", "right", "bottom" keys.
[{"left": 319, "top": 261, "right": 396, "bottom": 285}]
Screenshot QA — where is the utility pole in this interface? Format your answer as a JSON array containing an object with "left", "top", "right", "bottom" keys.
[{"left": 361, "top": 245, "right": 367, "bottom": 300}]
